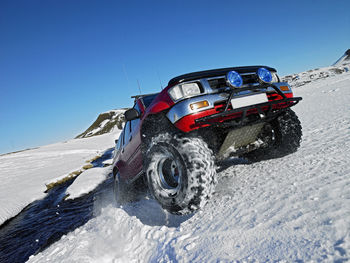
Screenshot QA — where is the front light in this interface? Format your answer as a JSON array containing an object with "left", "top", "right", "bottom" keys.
[
  {"left": 271, "top": 72, "right": 279, "bottom": 83},
  {"left": 190, "top": 100, "right": 209, "bottom": 111},
  {"left": 279, "top": 85, "right": 290, "bottom": 91},
  {"left": 168, "top": 83, "right": 201, "bottom": 101},
  {"left": 257, "top": 68, "right": 273, "bottom": 83}
]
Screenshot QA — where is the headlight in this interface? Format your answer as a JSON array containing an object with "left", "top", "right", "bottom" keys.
[
  {"left": 257, "top": 68, "right": 273, "bottom": 83},
  {"left": 168, "top": 83, "right": 201, "bottom": 101},
  {"left": 226, "top": 70, "right": 243, "bottom": 88},
  {"left": 271, "top": 72, "right": 280, "bottom": 83}
]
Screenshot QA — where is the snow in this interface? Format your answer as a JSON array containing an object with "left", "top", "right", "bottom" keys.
[
  {"left": 86, "top": 119, "right": 111, "bottom": 136},
  {"left": 0, "top": 132, "right": 120, "bottom": 225},
  {"left": 101, "top": 109, "right": 126, "bottom": 116},
  {"left": 26, "top": 72, "right": 350, "bottom": 262},
  {"left": 78, "top": 109, "right": 126, "bottom": 138},
  {"left": 85, "top": 118, "right": 116, "bottom": 137},
  {"left": 283, "top": 64, "right": 350, "bottom": 88},
  {"left": 86, "top": 117, "right": 116, "bottom": 137},
  {"left": 66, "top": 166, "right": 112, "bottom": 200},
  {"left": 333, "top": 51, "right": 350, "bottom": 66}
]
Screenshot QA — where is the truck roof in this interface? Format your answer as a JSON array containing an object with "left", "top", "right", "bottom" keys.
[{"left": 131, "top": 92, "right": 160, "bottom": 99}]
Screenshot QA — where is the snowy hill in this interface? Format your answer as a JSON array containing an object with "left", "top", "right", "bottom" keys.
[
  {"left": 76, "top": 109, "right": 126, "bottom": 139},
  {"left": 25, "top": 72, "right": 350, "bottom": 262},
  {"left": 333, "top": 49, "right": 350, "bottom": 66},
  {"left": 282, "top": 63, "right": 350, "bottom": 88}
]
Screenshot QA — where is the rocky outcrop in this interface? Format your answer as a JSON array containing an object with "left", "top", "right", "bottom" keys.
[{"left": 76, "top": 109, "right": 127, "bottom": 138}]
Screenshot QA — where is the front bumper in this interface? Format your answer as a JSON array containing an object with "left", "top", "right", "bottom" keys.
[{"left": 166, "top": 83, "right": 302, "bottom": 132}]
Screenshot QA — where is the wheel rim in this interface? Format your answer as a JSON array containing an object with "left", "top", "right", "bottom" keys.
[{"left": 156, "top": 154, "right": 182, "bottom": 195}]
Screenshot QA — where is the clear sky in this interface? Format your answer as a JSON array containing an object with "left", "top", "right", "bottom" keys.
[{"left": 0, "top": 0, "right": 349, "bottom": 154}]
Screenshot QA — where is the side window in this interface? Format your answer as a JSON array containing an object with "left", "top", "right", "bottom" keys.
[
  {"left": 134, "top": 102, "right": 141, "bottom": 113},
  {"left": 116, "top": 135, "right": 121, "bottom": 150},
  {"left": 116, "top": 137, "right": 120, "bottom": 150},
  {"left": 124, "top": 121, "right": 131, "bottom": 144},
  {"left": 130, "top": 103, "right": 141, "bottom": 133}
]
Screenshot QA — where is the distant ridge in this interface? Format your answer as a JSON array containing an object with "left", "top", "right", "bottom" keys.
[
  {"left": 333, "top": 49, "right": 350, "bottom": 66},
  {"left": 282, "top": 63, "right": 349, "bottom": 88},
  {"left": 76, "top": 109, "right": 127, "bottom": 139}
]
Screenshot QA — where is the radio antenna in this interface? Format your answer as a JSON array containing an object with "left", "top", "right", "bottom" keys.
[
  {"left": 137, "top": 79, "right": 142, "bottom": 94},
  {"left": 122, "top": 64, "right": 130, "bottom": 89},
  {"left": 157, "top": 71, "right": 163, "bottom": 90}
]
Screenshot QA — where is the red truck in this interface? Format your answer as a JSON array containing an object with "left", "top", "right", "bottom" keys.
[{"left": 112, "top": 66, "right": 302, "bottom": 214}]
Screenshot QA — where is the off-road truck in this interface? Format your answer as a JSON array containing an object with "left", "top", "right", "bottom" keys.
[{"left": 112, "top": 66, "right": 302, "bottom": 214}]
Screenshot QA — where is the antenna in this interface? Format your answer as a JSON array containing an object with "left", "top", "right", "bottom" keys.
[
  {"left": 137, "top": 79, "right": 142, "bottom": 94},
  {"left": 157, "top": 71, "right": 163, "bottom": 90},
  {"left": 122, "top": 64, "right": 131, "bottom": 88}
]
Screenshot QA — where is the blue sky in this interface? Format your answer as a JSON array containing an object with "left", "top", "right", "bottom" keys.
[{"left": 0, "top": 0, "right": 349, "bottom": 154}]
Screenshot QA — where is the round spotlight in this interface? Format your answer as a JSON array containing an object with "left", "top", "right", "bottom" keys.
[
  {"left": 226, "top": 71, "right": 243, "bottom": 88},
  {"left": 257, "top": 68, "right": 273, "bottom": 83}
]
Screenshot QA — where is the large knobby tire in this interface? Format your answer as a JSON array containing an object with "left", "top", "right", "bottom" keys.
[
  {"left": 144, "top": 133, "right": 217, "bottom": 215},
  {"left": 243, "top": 108, "right": 302, "bottom": 162}
]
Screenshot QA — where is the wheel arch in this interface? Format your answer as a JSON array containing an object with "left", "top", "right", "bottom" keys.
[{"left": 141, "top": 112, "right": 177, "bottom": 153}]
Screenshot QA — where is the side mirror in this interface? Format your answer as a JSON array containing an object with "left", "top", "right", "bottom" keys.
[{"left": 124, "top": 108, "right": 140, "bottom": 121}]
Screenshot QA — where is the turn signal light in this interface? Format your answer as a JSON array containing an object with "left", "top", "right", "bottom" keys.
[
  {"left": 190, "top": 100, "right": 209, "bottom": 111},
  {"left": 279, "top": 86, "right": 290, "bottom": 91}
]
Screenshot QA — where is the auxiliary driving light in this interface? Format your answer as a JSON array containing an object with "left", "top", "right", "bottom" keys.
[
  {"left": 226, "top": 71, "right": 243, "bottom": 88},
  {"left": 257, "top": 68, "right": 273, "bottom": 83}
]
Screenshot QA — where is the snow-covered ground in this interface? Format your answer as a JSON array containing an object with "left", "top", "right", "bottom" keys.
[
  {"left": 0, "top": 132, "right": 120, "bottom": 225},
  {"left": 25, "top": 72, "right": 350, "bottom": 262},
  {"left": 65, "top": 166, "right": 112, "bottom": 200},
  {"left": 283, "top": 63, "right": 349, "bottom": 88}
]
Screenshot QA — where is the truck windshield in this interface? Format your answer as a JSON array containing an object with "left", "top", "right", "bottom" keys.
[{"left": 142, "top": 93, "right": 159, "bottom": 108}]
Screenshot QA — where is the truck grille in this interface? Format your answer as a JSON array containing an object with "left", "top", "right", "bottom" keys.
[{"left": 207, "top": 72, "right": 259, "bottom": 90}]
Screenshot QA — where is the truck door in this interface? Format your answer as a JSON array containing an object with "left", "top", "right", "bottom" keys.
[{"left": 119, "top": 103, "right": 143, "bottom": 181}]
